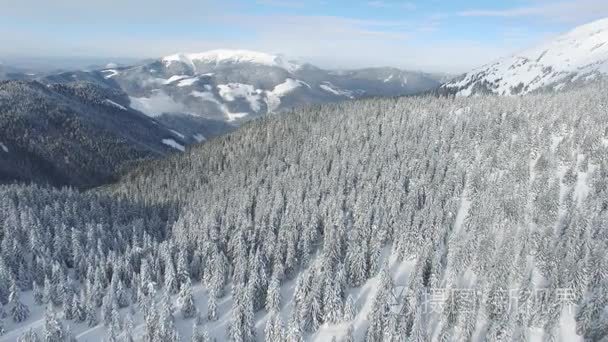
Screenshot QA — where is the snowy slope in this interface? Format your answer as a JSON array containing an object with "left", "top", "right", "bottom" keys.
[
  {"left": 442, "top": 17, "right": 608, "bottom": 96},
  {"left": 162, "top": 49, "right": 301, "bottom": 73}
]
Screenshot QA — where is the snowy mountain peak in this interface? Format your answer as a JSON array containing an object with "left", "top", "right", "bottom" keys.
[
  {"left": 162, "top": 49, "right": 301, "bottom": 72},
  {"left": 442, "top": 17, "right": 608, "bottom": 96}
]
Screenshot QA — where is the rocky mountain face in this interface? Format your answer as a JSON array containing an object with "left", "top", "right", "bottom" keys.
[{"left": 440, "top": 17, "right": 608, "bottom": 96}]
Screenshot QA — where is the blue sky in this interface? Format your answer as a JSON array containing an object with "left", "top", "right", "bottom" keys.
[{"left": 1, "top": 0, "right": 608, "bottom": 72}]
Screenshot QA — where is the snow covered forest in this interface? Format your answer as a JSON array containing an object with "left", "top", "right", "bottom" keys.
[{"left": 1, "top": 81, "right": 608, "bottom": 341}]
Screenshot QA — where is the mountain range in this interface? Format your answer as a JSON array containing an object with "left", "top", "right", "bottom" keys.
[
  {"left": 4, "top": 16, "right": 608, "bottom": 189},
  {"left": 51, "top": 50, "right": 444, "bottom": 138},
  {"left": 0, "top": 51, "right": 445, "bottom": 187}
]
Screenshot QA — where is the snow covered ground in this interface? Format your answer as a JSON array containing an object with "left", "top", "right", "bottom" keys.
[{"left": 162, "top": 139, "right": 186, "bottom": 152}]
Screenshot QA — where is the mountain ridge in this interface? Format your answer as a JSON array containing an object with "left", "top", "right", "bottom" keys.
[
  {"left": 0, "top": 80, "right": 186, "bottom": 188},
  {"left": 440, "top": 17, "right": 608, "bottom": 96}
]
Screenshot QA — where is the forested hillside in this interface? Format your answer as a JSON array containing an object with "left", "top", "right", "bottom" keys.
[
  {"left": 1, "top": 82, "right": 607, "bottom": 341},
  {"left": 0, "top": 80, "right": 186, "bottom": 188}
]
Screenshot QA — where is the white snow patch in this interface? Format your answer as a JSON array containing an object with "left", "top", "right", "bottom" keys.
[
  {"left": 319, "top": 82, "right": 354, "bottom": 98},
  {"left": 574, "top": 154, "right": 595, "bottom": 206},
  {"left": 453, "top": 193, "right": 471, "bottom": 234},
  {"left": 103, "top": 99, "right": 127, "bottom": 111},
  {"left": 162, "top": 139, "right": 185, "bottom": 152},
  {"left": 101, "top": 69, "right": 119, "bottom": 79},
  {"left": 559, "top": 306, "right": 583, "bottom": 341},
  {"left": 170, "top": 130, "right": 185, "bottom": 139},
  {"left": 129, "top": 92, "right": 187, "bottom": 117},
  {"left": 265, "top": 78, "right": 309, "bottom": 112},
  {"left": 191, "top": 91, "right": 249, "bottom": 122},
  {"left": 162, "top": 49, "right": 300, "bottom": 72},
  {"left": 193, "top": 133, "right": 206, "bottom": 142},
  {"left": 176, "top": 77, "right": 199, "bottom": 87},
  {"left": 383, "top": 74, "right": 394, "bottom": 83},
  {"left": 163, "top": 75, "right": 190, "bottom": 84},
  {"left": 217, "top": 83, "right": 263, "bottom": 112},
  {"left": 0, "top": 142, "right": 8, "bottom": 153}
]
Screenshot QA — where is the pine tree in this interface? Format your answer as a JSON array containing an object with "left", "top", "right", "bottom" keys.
[
  {"left": 286, "top": 314, "right": 304, "bottom": 342},
  {"left": 42, "top": 276, "right": 54, "bottom": 305},
  {"left": 191, "top": 312, "right": 210, "bottom": 342},
  {"left": 18, "top": 328, "right": 40, "bottom": 342},
  {"left": 74, "top": 292, "right": 86, "bottom": 323},
  {"left": 164, "top": 260, "right": 179, "bottom": 294},
  {"left": 180, "top": 278, "right": 196, "bottom": 319},
  {"left": 342, "top": 324, "right": 355, "bottom": 342},
  {"left": 43, "top": 306, "right": 64, "bottom": 342},
  {"left": 409, "top": 307, "right": 428, "bottom": 342},
  {"left": 86, "top": 295, "right": 98, "bottom": 327},
  {"left": 158, "top": 289, "right": 180, "bottom": 342},
  {"left": 32, "top": 281, "right": 43, "bottom": 305},
  {"left": 63, "top": 290, "right": 75, "bottom": 321},
  {"left": 272, "top": 314, "right": 286, "bottom": 341},
  {"left": 265, "top": 274, "right": 281, "bottom": 313},
  {"left": 64, "top": 325, "right": 77, "bottom": 342},
  {"left": 109, "top": 305, "right": 122, "bottom": 341},
  {"left": 228, "top": 286, "right": 255, "bottom": 342},
  {"left": 343, "top": 295, "right": 357, "bottom": 322},
  {"left": 9, "top": 281, "right": 30, "bottom": 322},
  {"left": 208, "top": 287, "right": 218, "bottom": 321},
  {"left": 120, "top": 312, "right": 135, "bottom": 342},
  {"left": 346, "top": 240, "right": 368, "bottom": 286},
  {"left": 323, "top": 277, "right": 344, "bottom": 324},
  {"left": 101, "top": 291, "right": 118, "bottom": 326},
  {"left": 177, "top": 250, "right": 190, "bottom": 287},
  {"left": 116, "top": 279, "right": 130, "bottom": 308},
  {"left": 265, "top": 313, "right": 277, "bottom": 342}
]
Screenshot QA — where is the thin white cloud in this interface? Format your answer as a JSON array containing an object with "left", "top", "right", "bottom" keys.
[
  {"left": 256, "top": 0, "right": 305, "bottom": 8},
  {"left": 0, "top": 10, "right": 537, "bottom": 73},
  {"left": 367, "top": 1, "right": 416, "bottom": 10},
  {"left": 458, "top": 0, "right": 608, "bottom": 23},
  {"left": 459, "top": 8, "right": 544, "bottom": 18}
]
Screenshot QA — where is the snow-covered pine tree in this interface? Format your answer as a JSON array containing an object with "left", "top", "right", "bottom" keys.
[
  {"left": 207, "top": 287, "right": 218, "bottom": 321},
  {"left": 179, "top": 278, "right": 196, "bottom": 318},
  {"left": 43, "top": 306, "right": 65, "bottom": 342},
  {"left": 17, "top": 328, "right": 39, "bottom": 342},
  {"left": 9, "top": 281, "right": 29, "bottom": 322},
  {"left": 265, "top": 273, "right": 281, "bottom": 313}
]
